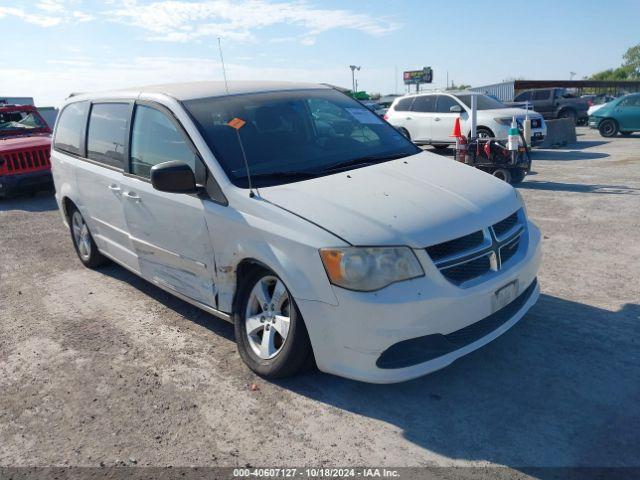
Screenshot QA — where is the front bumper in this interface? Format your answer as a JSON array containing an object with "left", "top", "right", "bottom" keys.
[
  {"left": 0, "top": 170, "right": 53, "bottom": 197},
  {"left": 297, "top": 221, "right": 542, "bottom": 383},
  {"left": 588, "top": 117, "right": 601, "bottom": 129}
]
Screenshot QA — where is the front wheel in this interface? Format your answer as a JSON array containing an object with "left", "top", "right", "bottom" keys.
[
  {"left": 559, "top": 109, "right": 577, "bottom": 124},
  {"left": 69, "top": 206, "right": 108, "bottom": 268},
  {"left": 234, "top": 270, "right": 314, "bottom": 379},
  {"left": 492, "top": 168, "right": 512, "bottom": 183},
  {"left": 476, "top": 127, "right": 494, "bottom": 139},
  {"left": 598, "top": 119, "right": 618, "bottom": 138}
]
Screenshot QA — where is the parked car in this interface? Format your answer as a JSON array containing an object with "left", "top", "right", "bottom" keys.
[
  {"left": 385, "top": 92, "right": 546, "bottom": 148},
  {"left": 588, "top": 93, "right": 640, "bottom": 137},
  {"left": 0, "top": 104, "right": 53, "bottom": 198},
  {"left": 506, "top": 88, "right": 589, "bottom": 125},
  {"left": 586, "top": 94, "right": 617, "bottom": 116},
  {"left": 51, "top": 81, "right": 541, "bottom": 383},
  {"left": 361, "top": 100, "right": 387, "bottom": 117}
]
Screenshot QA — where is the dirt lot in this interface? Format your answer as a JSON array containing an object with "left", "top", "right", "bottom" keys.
[{"left": 1, "top": 128, "right": 639, "bottom": 474}]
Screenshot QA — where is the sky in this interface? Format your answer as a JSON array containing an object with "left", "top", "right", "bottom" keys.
[{"left": 1, "top": 0, "right": 638, "bottom": 107}]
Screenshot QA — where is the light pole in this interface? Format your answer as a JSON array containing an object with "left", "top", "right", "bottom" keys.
[
  {"left": 349, "top": 65, "right": 361, "bottom": 93},
  {"left": 569, "top": 71, "right": 576, "bottom": 80}
]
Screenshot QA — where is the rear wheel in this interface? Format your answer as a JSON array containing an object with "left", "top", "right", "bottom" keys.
[
  {"left": 69, "top": 206, "right": 108, "bottom": 268},
  {"left": 398, "top": 127, "right": 411, "bottom": 140},
  {"left": 598, "top": 119, "right": 618, "bottom": 137},
  {"left": 476, "top": 127, "right": 494, "bottom": 139},
  {"left": 234, "top": 269, "right": 314, "bottom": 379},
  {"left": 492, "top": 168, "right": 512, "bottom": 183}
]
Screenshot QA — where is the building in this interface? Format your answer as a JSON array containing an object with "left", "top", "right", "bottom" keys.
[{"left": 469, "top": 80, "right": 640, "bottom": 102}]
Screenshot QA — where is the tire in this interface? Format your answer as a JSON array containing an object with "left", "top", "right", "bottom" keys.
[
  {"left": 476, "top": 127, "right": 494, "bottom": 139},
  {"left": 69, "top": 206, "right": 108, "bottom": 268},
  {"left": 398, "top": 127, "right": 411, "bottom": 140},
  {"left": 234, "top": 269, "right": 314, "bottom": 379},
  {"left": 598, "top": 119, "right": 618, "bottom": 138},
  {"left": 432, "top": 144, "right": 449, "bottom": 150},
  {"left": 558, "top": 109, "right": 577, "bottom": 124},
  {"left": 509, "top": 169, "right": 527, "bottom": 185},
  {"left": 492, "top": 168, "right": 512, "bottom": 183}
]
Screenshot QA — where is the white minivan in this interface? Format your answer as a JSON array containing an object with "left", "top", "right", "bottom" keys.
[
  {"left": 385, "top": 91, "right": 547, "bottom": 148},
  {"left": 51, "top": 81, "right": 541, "bottom": 383}
]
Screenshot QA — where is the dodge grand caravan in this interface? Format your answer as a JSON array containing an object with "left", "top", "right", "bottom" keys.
[{"left": 51, "top": 81, "right": 541, "bottom": 383}]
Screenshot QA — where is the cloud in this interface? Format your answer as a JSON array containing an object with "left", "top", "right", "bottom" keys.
[
  {"left": 0, "top": 55, "right": 394, "bottom": 106},
  {"left": 104, "top": 0, "right": 400, "bottom": 44},
  {"left": 0, "top": 1, "right": 94, "bottom": 26}
]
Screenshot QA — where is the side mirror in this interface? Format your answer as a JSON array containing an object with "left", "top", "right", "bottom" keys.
[
  {"left": 449, "top": 105, "right": 463, "bottom": 113},
  {"left": 150, "top": 161, "right": 198, "bottom": 194}
]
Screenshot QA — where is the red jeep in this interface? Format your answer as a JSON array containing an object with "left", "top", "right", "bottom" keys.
[{"left": 0, "top": 104, "right": 53, "bottom": 198}]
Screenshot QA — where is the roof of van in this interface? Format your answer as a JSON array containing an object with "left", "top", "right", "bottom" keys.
[{"left": 68, "top": 81, "right": 331, "bottom": 102}]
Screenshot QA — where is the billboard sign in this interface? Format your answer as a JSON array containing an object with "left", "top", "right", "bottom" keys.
[{"left": 403, "top": 67, "right": 433, "bottom": 85}]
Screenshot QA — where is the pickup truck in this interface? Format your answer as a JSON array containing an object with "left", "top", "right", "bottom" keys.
[
  {"left": 0, "top": 104, "right": 53, "bottom": 198},
  {"left": 505, "top": 88, "right": 589, "bottom": 125}
]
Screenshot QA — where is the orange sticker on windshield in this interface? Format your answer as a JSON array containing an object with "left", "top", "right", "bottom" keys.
[{"left": 228, "top": 117, "right": 246, "bottom": 130}]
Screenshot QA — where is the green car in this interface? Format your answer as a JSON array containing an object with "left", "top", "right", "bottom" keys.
[{"left": 589, "top": 93, "right": 640, "bottom": 137}]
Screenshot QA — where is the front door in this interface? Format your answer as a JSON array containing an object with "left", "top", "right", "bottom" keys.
[
  {"left": 432, "top": 95, "right": 465, "bottom": 142},
  {"left": 616, "top": 95, "right": 640, "bottom": 131},
  {"left": 120, "top": 102, "right": 217, "bottom": 307}
]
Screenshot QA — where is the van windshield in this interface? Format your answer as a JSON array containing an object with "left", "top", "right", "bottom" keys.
[{"left": 184, "top": 89, "right": 420, "bottom": 188}]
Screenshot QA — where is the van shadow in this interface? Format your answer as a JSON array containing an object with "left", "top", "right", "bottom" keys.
[
  {"left": 94, "top": 263, "right": 640, "bottom": 471},
  {"left": 519, "top": 180, "right": 639, "bottom": 195},
  {"left": 0, "top": 190, "right": 57, "bottom": 212},
  {"left": 97, "top": 263, "right": 235, "bottom": 342},
  {"left": 275, "top": 295, "right": 640, "bottom": 471}
]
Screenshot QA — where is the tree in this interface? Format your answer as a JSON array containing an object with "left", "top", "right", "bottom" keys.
[
  {"left": 589, "top": 43, "right": 640, "bottom": 80},
  {"left": 446, "top": 82, "right": 471, "bottom": 91},
  {"left": 622, "top": 44, "right": 640, "bottom": 77}
]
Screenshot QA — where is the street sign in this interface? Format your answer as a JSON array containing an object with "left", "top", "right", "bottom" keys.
[{"left": 403, "top": 67, "right": 433, "bottom": 85}]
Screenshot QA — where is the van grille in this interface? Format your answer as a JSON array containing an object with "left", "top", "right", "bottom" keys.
[
  {"left": 0, "top": 147, "right": 51, "bottom": 176},
  {"left": 426, "top": 210, "right": 525, "bottom": 286}
]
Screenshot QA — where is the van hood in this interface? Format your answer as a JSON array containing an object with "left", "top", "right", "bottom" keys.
[{"left": 259, "top": 151, "right": 522, "bottom": 248}]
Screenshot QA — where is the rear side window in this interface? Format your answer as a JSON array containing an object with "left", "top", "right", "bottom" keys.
[
  {"left": 411, "top": 96, "right": 436, "bottom": 113},
  {"left": 130, "top": 105, "right": 198, "bottom": 179},
  {"left": 393, "top": 98, "right": 414, "bottom": 112},
  {"left": 54, "top": 102, "right": 88, "bottom": 155},
  {"left": 87, "top": 103, "right": 129, "bottom": 169},
  {"left": 619, "top": 95, "right": 640, "bottom": 107}
]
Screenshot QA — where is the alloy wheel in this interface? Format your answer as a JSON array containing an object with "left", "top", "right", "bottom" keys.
[
  {"left": 244, "top": 275, "right": 291, "bottom": 360},
  {"left": 72, "top": 211, "right": 92, "bottom": 261}
]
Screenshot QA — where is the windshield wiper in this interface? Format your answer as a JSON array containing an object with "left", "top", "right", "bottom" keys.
[{"left": 318, "top": 152, "right": 413, "bottom": 174}]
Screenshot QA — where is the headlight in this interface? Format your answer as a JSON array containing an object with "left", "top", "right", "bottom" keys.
[
  {"left": 319, "top": 246, "right": 424, "bottom": 291},
  {"left": 494, "top": 117, "right": 513, "bottom": 126}
]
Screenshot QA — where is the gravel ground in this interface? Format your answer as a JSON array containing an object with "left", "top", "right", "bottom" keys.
[{"left": 1, "top": 128, "right": 639, "bottom": 475}]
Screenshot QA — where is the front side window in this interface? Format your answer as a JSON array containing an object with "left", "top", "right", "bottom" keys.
[
  {"left": 514, "top": 91, "right": 531, "bottom": 102},
  {"left": 130, "top": 105, "right": 197, "bottom": 179},
  {"left": 435, "top": 95, "right": 461, "bottom": 113},
  {"left": 53, "top": 102, "right": 88, "bottom": 154},
  {"left": 532, "top": 90, "right": 551, "bottom": 101},
  {"left": 87, "top": 103, "right": 129, "bottom": 169},
  {"left": 184, "top": 89, "right": 420, "bottom": 188}
]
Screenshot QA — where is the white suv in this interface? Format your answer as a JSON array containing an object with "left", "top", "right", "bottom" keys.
[
  {"left": 51, "top": 81, "right": 541, "bottom": 383},
  {"left": 385, "top": 92, "right": 546, "bottom": 148}
]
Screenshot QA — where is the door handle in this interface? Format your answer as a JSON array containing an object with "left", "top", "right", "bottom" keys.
[
  {"left": 434, "top": 117, "right": 441, "bottom": 121},
  {"left": 108, "top": 184, "right": 121, "bottom": 194},
  {"left": 123, "top": 191, "right": 142, "bottom": 202},
  {"left": 405, "top": 117, "right": 412, "bottom": 120}
]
